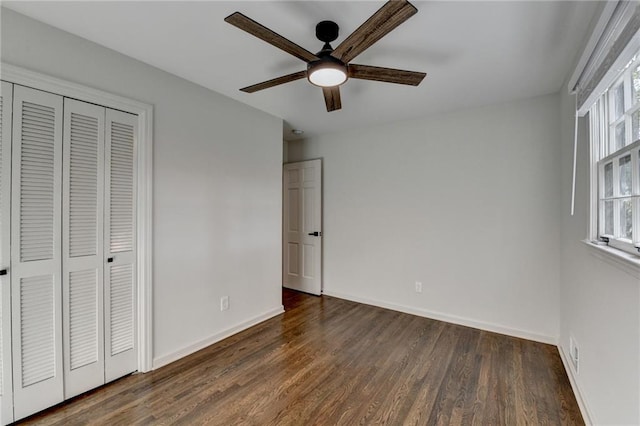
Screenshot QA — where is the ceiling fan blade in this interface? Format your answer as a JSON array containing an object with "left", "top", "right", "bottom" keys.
[
  {"left": 240, "top": 71, "right": 307, "bottom": 93},
  {"left": 225, "top": 12, "right": 318, "bottom": 63},
  {"left": 331, "top": 0, "right": 418, "bottom": 64},
  {"left": 349, "top": 64, "right": 426, "bottom": 86},
  {"left": 322, "top": 86, "right": 342, "bottom": 112}
]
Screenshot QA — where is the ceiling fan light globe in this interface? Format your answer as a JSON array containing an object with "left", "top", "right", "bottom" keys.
[
  {"left": 307, "top": 57, "right": 348, "bottom": 88},
  {"left": 308, "top": 68, "right": 347, "bottom": 87}
]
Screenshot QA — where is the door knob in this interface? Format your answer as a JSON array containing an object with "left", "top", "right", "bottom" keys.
[
  {"left": 107, "top": 257, "right": 114, "bottom": 263},
  {"left": 308, "top": 231, "right": 321, "bottom": 236},
  {"left": 0, "top": 269, "right": 6, "bottom": 276}
]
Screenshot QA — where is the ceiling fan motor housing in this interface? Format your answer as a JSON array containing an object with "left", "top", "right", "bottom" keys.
[{"left": 316, "top": 21, "right": 339, "bottom": 43}]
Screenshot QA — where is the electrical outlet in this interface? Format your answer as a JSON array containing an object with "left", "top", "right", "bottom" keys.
[
  {"left": 220, "top": 296, "right": 229, "bottom": 311},
  {"left": 415, "top": 281, "right": 423, "bottom": 293},
  {"left": 569, "top": 336, "right": 579, "bottom": 373}
]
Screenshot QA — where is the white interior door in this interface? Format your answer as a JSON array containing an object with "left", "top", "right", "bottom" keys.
[
  {"left": 62, "top": 98, "right": 106, "bottom": 398},
  {"left": 0, "top": 81, "right": 15, "bottom": 425},
  {"left": 10, "top": 85, "right": 64, "bottom": 421},
  {"left": 283, "top": 159, "right": 322, "bottom": 295},
  {"left": 104, "top": 109, "right": 137, "bottom": 382}
]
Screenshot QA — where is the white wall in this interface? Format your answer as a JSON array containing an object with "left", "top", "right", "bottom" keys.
[
  {"left": 288, "top": 94, "right": 562, "bottom": 342},
  {"left": 558, "top": 79, "right": 640, "bottom": 423},
  {"left": 1, "top": 9, "right": 284, "bottom": 365}
]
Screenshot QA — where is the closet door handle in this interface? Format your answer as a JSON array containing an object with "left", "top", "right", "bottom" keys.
[
  {"left": 0, "top": 269, "right": 6, "bottom": 276},
  {"left": 107, "top": 257, "right": 114, "bottom": 263}
]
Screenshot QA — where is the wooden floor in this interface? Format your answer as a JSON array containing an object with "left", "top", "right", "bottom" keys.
[{"left": 19, "top": 289, "right": 583, "bottom": 425}]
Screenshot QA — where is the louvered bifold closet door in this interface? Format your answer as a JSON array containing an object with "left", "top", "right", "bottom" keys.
[
  {"left": 104, "top": 109, "right": 137, "bottom": 382},
  {"left": 62, "top": 99, "right": 105, "bottom": 399},
  {"left": 0, "top": 82, "right": 15, "bottom": 425},
  {"left": 10, "top": 86, "right": 64, "bottom": 421}
]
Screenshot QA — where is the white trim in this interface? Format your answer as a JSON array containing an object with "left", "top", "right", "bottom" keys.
[
  {"left": 152, "top": 306, "right": 284, "bottom": 370},
  {"left": 322, "top": 290, "right": 556, "bottom": 345},
  {"left": 558, "top": 345, "right": 595, "bottom": 426},
  {"left": 589, "top": 104, "right": 600, "bottom": 241},
  {"left": 1, "top": 63, "right": 151, "bottom": 114},
  {"left": 571, "top": 94, "right": 579, "bottom": 216},
  {"left": 582, "top": 239, "right": 640, "bottom": 278},
  {"left": 136, "top": 88, "right": 154, "bottom": 374},
  {"left": 1, "top": 62, "right": 154, "bottom": 373}
]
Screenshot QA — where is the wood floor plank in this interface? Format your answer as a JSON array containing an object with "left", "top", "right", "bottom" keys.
[{"left": 18, "top": 289, "right": 584, "bottom": 425}]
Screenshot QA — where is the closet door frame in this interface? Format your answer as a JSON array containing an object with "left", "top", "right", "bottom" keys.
[
  {"left": 0, "top": 80, "right": 15, "bottom": 426},
  {"left": 1, "top": 63, "right": 153, "bottom": 374}
]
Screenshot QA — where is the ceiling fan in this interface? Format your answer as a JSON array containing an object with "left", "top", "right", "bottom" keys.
[{"left": 225, "top": 0, "right": 426, "bottom": 112}]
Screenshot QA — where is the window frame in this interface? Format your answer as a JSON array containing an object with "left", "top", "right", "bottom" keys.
[{"left": 592, "top": 54, "right": 640, "bottom": 256}]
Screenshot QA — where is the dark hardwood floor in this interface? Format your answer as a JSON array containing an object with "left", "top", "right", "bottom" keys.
[{"left": 19, "top": 289, "right": 583, "bottom": 425}]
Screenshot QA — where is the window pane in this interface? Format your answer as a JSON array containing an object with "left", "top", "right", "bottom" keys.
[
  {"left": 614, "top": 84, "right": 625, "bottom": 119},
  {"left": 604, "top": 162, "right": 614, "bottom": 197},
  {"left": 634, "top": 65, "right": 640, "bottom": 104},
  {"left": 620, "top": 199, "right": 633, "bottom": 239},
  {"left": 616, "top": 121, "right": 626, "bottom": 149},
  {"left": 632, "top": 110, "right": 640, "bottom": 144},
  {"left": 604, "top": 200, "right": 614, "bottom": 235},
  {"left": 620, "top": 155, "right": 632, "bottom": 195}
]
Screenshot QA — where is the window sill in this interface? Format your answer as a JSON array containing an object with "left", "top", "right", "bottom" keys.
[{"left": 581, "top": 239, "right": 640, "bottom": 278}]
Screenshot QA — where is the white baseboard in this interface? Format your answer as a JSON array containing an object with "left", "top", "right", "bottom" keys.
[
  {"left": 558, "top": 344, "right": 594, "bottom": 425},
  {"left": 322, "top": 290, "right": 557, "bottom": 345},
  {"left": 152, "top": 306, "right": 284, "bottom": 369}
]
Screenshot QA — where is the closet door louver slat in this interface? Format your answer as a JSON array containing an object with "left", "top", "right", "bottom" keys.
[
  {"left": 10, "top": 85, "right": 64, "bottom": 422},
  {"left": 69, "top": 270, "right": 98, "bottom": 369},
  {"left": 62, "top": 99, "right": 105, "bottom": 399},
  {"left": 109, "top": 122, "right": 134, "bottom": 254},
  {"left": 104, "top": 109, "right": 137, "bottom": 383},
  {"left": 19, "top": 102, "right": 56, "bottom": 263},
  {"left": 109, "top": 264, "right": 134, "bottom": 355},
  {"left": 19, "top": 275, "right": 55, "bottom": 386}
]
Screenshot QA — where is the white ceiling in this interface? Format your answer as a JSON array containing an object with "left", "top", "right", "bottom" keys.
[{"left": 4, "top": 1, "right": 599, "bottom": 140}]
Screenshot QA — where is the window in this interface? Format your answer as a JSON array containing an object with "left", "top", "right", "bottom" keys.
[{"left": 590, "top": 53, "right": 640, "bottom": 255}]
